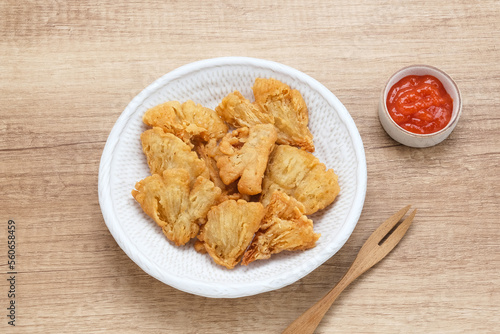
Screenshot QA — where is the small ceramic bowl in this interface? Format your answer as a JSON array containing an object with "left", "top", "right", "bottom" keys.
[{"left": 378, "top": 65, "right": 462, "bottom": 148}]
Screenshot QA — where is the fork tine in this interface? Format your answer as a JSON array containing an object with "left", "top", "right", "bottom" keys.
[
  {"left": 378, "top": 209, "right": 416, "bottom": 253},
  {"left": 373, "top": 205, "right": 411, "bottom": 240}
]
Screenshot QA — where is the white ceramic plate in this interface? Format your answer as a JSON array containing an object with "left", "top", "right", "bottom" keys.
[{"left": 98, "top": 57, "right": 367, "bottom": 298}]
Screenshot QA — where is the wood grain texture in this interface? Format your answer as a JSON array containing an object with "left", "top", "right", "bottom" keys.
[
  {"left": 1, "top": 0, "right": 499, "bottom": 333},
  {"left": 283, "top": 207, "right": 416, "bottom": 334}
]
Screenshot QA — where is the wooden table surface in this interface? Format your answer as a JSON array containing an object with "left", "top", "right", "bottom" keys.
[{"left": 1, "top": 1, "right": 499, "bottom": 333}]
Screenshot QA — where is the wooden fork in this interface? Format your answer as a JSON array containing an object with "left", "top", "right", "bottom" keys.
[{"left": 282, "top": 205, "right": 417, "bottom": 334}]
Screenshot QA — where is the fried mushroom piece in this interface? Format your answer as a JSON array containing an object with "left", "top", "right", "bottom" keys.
[
  {"left": 215, "top": 124, "right": 278, "bottom": 195},
  {"left": 141, "top": 127, "right": 209, "bottom": 184},
  {"left": 194, "top": 139, "right": 250, "bottom": 203},
  {"left": 143, "top": 100, "right": 228, "bottom": 143},
  {"left": 253, "top": 78, "right": 315, "bottom": 152},
  {"left": 193, "top": 138, "right": 226, "bottom": 190},
  {"left": 215, "top": 91, "right": 274, "bottom": 128},
  {"left": 132, "top": 169, "right": 221, "bottom": 246},
  {"left": 242, "top": 191, "right": 320, "bottom": 265},
  {"left": 199, "top": 200, "right": 264, "bottom": 269},
  {"left": 261, "top": 145, "right": 340, "bottom": 215}
]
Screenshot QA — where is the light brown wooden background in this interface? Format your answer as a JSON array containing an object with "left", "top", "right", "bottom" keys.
[{"left": 1, "top": 1, "right": 499, "bottom": 333}]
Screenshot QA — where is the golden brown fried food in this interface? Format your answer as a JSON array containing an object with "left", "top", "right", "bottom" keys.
[
  {"left": 215, "top": 124, "right": 278, "bottom": 195},
  {"left": 194, "top": 139, "right": 249, "bottom": 203},
  {"left": 253, "top": 78, "right": 315, "bottom": 152},
  {"left": 216, "top": 189, "right": 251, "bottom": 204},
  {"left": 199, "top": 200, "right": 265, "bottom": 269},
  {"left": 132, "top": 169, "right": 221, "bottom": 246},
  {"left": 143, "top": 100, "right": 228, "bottom": 143},
  {"left": 141, "top": 127, "right": 209, "bottom": 184},
  {"left": 193, "top": 240, "right": 207, "bottom": 254},
  {"left": 261, "top": 145, "right": 340, "bottom": 215},
  {"left": 132, "top": 77, "right": 343, "bottom": 269},
  {"left": 242, "top": 191, "right": 320, "bottom": 265},
  {"left": 215, "top": 91, "right": 274, "bottom": 128},
  {"left": 193, "top": 138, "right": 225, "bottom": 189}
]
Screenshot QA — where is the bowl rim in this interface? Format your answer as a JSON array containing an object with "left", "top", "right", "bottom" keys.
[
  {"left": 98, "top": 56, "right": 367, "bottom": 298},
  {"left": 380, "top": 64, "right": 462, "bottom": 138}
]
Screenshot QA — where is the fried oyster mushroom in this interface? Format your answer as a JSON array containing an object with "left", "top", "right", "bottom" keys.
[
  {"left": 141, "top": 127, "right": 209, "bottom": 183},
  {"left": 215, "top": 90, "right": 274, "bottom": 128},
  {"left": 215, "top": 79, "right": 315, "bottom": 152},
  {"left": 215, "top": 124, "right": 278, "bottom": 195},
  {"left": 143, "top": 100, "right": 228, "bottom": 143},
  {"left": 199, "top": 200, "right": 265, "bottom": 269},
  {"left": 132, "top": 169, "right": 221, "bottom": 246},
  {"left": 194, "top": 139, "right": 249, "bottom": 203},
  {"left": 253, "top": 78, "right": 315, "bottom": 152},
  {"left": 242, "top": 191, "right": 320, "bottom": 265},
  {"left": 261, "top": 145, "right": 340, "bottom": 215}
]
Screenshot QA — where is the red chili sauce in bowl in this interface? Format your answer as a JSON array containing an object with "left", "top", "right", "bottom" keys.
[{"left": 386, "top": 75, "right": 453, "bottom": 134}]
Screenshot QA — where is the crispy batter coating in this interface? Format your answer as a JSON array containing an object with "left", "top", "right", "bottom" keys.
[
  {"left": 242, "top": 191, "right": 320, "bottom": 265},
  {"left": 132, "top": 169, "right": 221, "bottom": 246},
  {"left": 253, "top": 78, "right": 315, "bottom": 152},
  {"left": 194, "top": 139, "right": 249, "bottom": 203},
  {"left": 199, "top": 200, "right": 264, "bottom": 269},
  {"left": 193, "top": 138, "right": 226, "bottom": 189},
  {"left": 143, "top": 100, "right": 228, "bottom": 142},
  {"left": 261, "top": 145, "right": 340, "bottom": 215},
  {"left": 215, "top": 124, "right": 278, "bottom": 195},
  {"left": 193, "top": 240, "right": 207, "bottom": 254},
  {"left": 141, "top": 127, "right": 209, "bottom": 184},
  {"left": 133, "top": 77, "right": 341, "bottom": 269},
  {"left": 215, "top": 91, "right": 274, "bottom": 128}
]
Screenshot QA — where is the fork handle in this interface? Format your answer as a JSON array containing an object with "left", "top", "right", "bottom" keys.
[
  {"left": 281, "top": 272, "right": 356, "bottom": 334},
  {"left": 283, "top": 207, "right": 415, "bottom": 334},
  {"left": 282, "top": 245, "right": 384, "bottom": 334}
]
